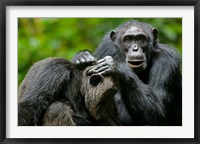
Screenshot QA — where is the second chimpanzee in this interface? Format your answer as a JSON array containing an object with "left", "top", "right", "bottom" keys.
[
  {"left": 18, "top": 58, "right": 119, "bottom": 126},
  {"left": 72, "top": 20, "right": 182, "bottom": 126}
]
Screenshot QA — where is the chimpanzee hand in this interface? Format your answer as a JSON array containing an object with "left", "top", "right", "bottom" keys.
[
  {"left": 87, "top": 56, "right": 117, "bottom": 76},
  {"left": 71, "top": 51, "right": 97, "bottom": 69}
]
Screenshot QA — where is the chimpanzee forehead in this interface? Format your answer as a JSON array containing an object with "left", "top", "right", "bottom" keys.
[{"left": 125, "top": 26, "right": 144, "bottom": 34}]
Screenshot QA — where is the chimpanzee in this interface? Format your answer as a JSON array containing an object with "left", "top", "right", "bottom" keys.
[
  {"left": 72, "top": 20, "right": 182, "bottom": 126},
  {"left": 18, "top": 57, "right": 120, "bottom": 126}
]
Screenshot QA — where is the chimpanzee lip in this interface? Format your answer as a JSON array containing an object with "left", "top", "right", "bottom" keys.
[{"left": 128, "top": 60, "right": 145, "bottom": 67}]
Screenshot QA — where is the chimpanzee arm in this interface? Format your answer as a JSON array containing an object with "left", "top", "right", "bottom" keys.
[
  {"left": 18, "top": 58, "right": 72, "bottom": 126},
  {"left": 116, "top": 63, "right": 165, "bottom": 125}
]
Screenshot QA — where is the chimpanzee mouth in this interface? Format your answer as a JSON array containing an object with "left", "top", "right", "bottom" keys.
[{"left": 128, "top": 60, "right": 144, "bottom": 67}]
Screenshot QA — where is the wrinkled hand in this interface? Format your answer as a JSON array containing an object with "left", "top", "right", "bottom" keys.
[
  {"left": 87, "top": 56, "right": 116, "bottom": 76},
  {"left": 71, "top": 51, "right": 97, "bottom": 69}
]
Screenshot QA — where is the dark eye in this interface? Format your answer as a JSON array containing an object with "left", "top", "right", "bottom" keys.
[
  {"left": 138, "top": 39, "right": 143, "bottom": 43},
  {"left": 123, "top": 36, "right": 133, "bottom": 43},
  {"left": 137, "top": 35, "right": 147, "bottom": 44}
]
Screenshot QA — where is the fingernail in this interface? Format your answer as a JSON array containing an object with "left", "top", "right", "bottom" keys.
[{"left": 80, "top": 58, "right": 85, "bottom": 62}]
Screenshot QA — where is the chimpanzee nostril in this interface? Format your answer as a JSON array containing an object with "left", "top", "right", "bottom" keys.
[
  {"left": 89, "top": 74, "right": 103, "bottom": 86},
  {"left": 132, "top": 44, "right": 138, "bottom": 51}
]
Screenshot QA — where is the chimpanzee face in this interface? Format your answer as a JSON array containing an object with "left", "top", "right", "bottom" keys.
[
  {"left": 110, "top": 26, "right": 150, "bottom": 72},
  {"left": 121, "top": 26, "right": 148, "bottom": 70}
]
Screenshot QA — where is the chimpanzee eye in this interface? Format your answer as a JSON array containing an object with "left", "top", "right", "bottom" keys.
[
  {"left": 123, "top": 36, "right": 132, "bottom": 43},
  {"left": 138, "top": 39, "right": 144, "bottom": 43},
  {"left": 137, "top": 35, "right": 147, "bottom": 44}
]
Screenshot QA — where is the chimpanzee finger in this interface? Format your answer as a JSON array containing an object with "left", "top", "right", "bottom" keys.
[
  {"left": 97, "top": 57, "right": 115, "bottom": 68},
  {"left": 88, "top": 56, "right": 97, "bottom": 64},
  {"left": 75, "top": 60, "right": 80, "bottom": 64},
  {"left": 79, "top": 57, "right": 86, "bottom": 63},
  {"left": 89, "top": 56, "right": 97, "bottom": 63},
  {"left": 82, "top": 54, "right": 97, "bottom": 64},
  {"left": 88, "top": 66, "right": 109, "bottom": 75},
  {"left": 87, "top": 66, "right": 102, "bottom": 74},
  {"left": 82, "top": 55, "right": 90, "bottom": 63},
  {"left": 98, "top": 68, "right": 112, "bottom": 76},
  {"left": 85, "top": 51, "right": 92, "bottom": 56},
  {"left": 97, "top": 58, "right": 105, "bottom": 64},
  {"left": 88, "top": 62, "right": 108, "bottom": 73}
]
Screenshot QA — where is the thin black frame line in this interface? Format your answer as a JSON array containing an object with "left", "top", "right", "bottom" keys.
[
  {"left": 194, "top": 1, "right": 200, "bottom": 142},
  {"left": 1, "top": 0, "right": 200, "bottom": 144},
  {"left": 0, "top": 0, "right": 6, "bottom": 144}
]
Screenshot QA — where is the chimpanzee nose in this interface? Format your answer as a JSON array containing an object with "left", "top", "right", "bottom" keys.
[{"left": 132, "top": 44, "right": 139, "bottom": 51}]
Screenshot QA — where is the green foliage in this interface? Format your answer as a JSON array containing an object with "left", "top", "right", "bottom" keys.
[{"left": 18, "top": 18, "right": 182, "bottom": 85}]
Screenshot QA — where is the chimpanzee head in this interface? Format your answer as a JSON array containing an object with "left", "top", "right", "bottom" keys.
[{"left": 110, "top": 20, "right": 158, "bottom": 73}]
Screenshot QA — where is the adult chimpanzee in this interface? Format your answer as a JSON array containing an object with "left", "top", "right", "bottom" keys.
[
  {"left": 72, "top": 20, "right": 182, "bottom": 126},
  {"left": 18, "top": 58, "right": 120, "bottom": 126}
]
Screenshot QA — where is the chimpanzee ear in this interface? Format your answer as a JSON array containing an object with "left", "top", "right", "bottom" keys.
[
  {"left": 110, "top": 30, "right": 117, "bottom": 42},
  {"left": 152, "top": 28, "right": 159, "bottom": 40}
]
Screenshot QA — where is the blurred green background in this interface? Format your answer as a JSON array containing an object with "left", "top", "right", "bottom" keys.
[{"left": 18, "top": 18, "right": 182, "bottom": 85}]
